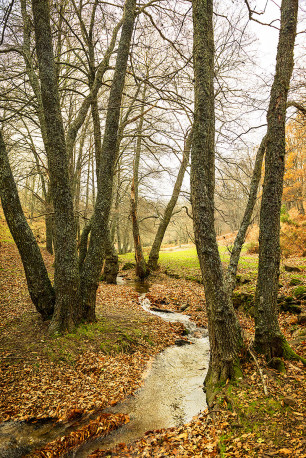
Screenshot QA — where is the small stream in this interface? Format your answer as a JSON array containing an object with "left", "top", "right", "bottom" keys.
[
  {"left": 72, "top": 278, "right": 210, "bottom": 457},
  {"left": 0, "top": 277, "right": 210, "bottom": 457}
]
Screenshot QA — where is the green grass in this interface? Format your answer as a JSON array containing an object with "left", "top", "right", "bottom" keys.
[
  {"left": 120, "top": 245, "right": 259, "bottom": 282},
  {"left": 0, "top": 220, "right": 14, "bottom": 243}
]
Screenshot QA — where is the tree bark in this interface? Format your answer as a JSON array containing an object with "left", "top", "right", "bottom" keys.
[
  {"left": 226, "top": 135, "right": 267, "bottom": 290},
  {"left": 45, "top": 187, "right": 54, "bottom": 255},
  {"left": 101, "top": 234, "right": 119, "bottom": 284},
  {"left": 192, "top": 0, "right": 243, "bottom": 406},
  {"left": 147, "top": 129, "right": 192, "bottom": 271},
  {"left": 254, "top": 0, "right": 302, "bottom": 360},
  {"left": 45, "top": 214, "right": 54, "bottom": 255},
  {"left": 130, "top": 84, "right": 148, "bottom": 279},
  {"left": 131, "top": 178, "right": 148, "bottom": 279},
  {"left": 0, "top": 131, "right": 55, "bottom": 319},
  {"left": 32, "top": 0, "right": 81, "bottom": 333},
  {"left": 78, "top": 218, "right": 92, "bottom": 271},
  {"left": 80, "top": 0, "right": 137, "bottom": 319}
]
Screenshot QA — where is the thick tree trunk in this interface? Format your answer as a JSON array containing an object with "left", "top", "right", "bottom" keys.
[
  {"left": 80, "top": 0, "right": 137, "bottom": 320},
  {"left": 254, "top": 0, "right": 301, "bottom": 361},
  {"left": 226, "top": 135, "right": 267, "bottom": 291},
  {"left": 88, "top": 29, "right": 120, "bottom": 284},
  {"left": 192, "top": 0, "right": 243, "bottom": 406},
  {"left": 147, "top": 129, "right": 192, "bottom": 271},
  {"left": 32, "top": 0, "right": 81, "bottom": 332},
  {"left": 0, "top": 131, "right": 55, "bottom": 319}
]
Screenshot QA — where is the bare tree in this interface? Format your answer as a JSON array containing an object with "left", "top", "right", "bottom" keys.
[
  {"left": 191, "top": 0, "right": 243, "bottom": 406},
  {"left": 254, "top": 0, "right": 305, "bottom": 363},
  {"left": 0, "top": 130, "right": 55, "bottom": 318}
]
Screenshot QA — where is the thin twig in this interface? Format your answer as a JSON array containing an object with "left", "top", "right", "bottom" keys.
[{"left": 248, "top": 345, "right": 269, "bottom": 396}]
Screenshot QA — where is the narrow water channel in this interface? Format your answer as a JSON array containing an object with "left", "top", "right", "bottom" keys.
[
  {"left": 72, "top": 278, "right": 210, "bottom": 457},
  {"left": 0, "top": 277, "right": 210, "bottom": 458}
]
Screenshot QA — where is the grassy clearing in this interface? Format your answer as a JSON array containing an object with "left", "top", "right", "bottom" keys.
[{"left": 120, "top": 245, "right": 259, "bottom": 283}]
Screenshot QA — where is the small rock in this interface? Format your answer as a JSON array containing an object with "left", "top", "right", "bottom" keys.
[
  {"left": 175, "top": 339, "right": 191, "bottom": 346},
  {"left": 283, "top": 396, "right": 297, "bottom": 407},
  {"left": 150, "top": 307, "right": 174, "bottom": 314},
  {"left": 293, "top": 285, "right": 306, "bottom": 299},
  {"left": 298, "top": 313, "right": 306, "bottom": 325},
  {"left": 192, "top": 331, "right": 203, "bottom": 338},
  {"left": 279, "top": 302, "right": 302, "bottom": 314},
  {"left": 284, "top": 265, "right": 301, "bottom": 272},
  {"left": 290, "top": 328, "right": 306, "bottom": 346},
  {"left": 180, "top": 303, "right": 190, "bottom": 312}
]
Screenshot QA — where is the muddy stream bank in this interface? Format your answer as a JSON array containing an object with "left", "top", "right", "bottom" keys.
[{"left": 0, "top": 278, "right": 210, "bottom": 457}]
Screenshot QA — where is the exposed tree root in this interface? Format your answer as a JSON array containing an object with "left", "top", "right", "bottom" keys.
[{"left": 204, "top": 357, "right": 243, "bottom": 408}]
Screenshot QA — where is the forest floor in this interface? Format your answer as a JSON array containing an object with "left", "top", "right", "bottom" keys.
[{"left": 0, "top": 218, "right": 305, "bottom": 456}]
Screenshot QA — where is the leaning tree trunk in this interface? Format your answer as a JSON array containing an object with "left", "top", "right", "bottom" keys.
[
  {"left": 0, "top": 131, "right": 55, "bottom": 319},
  {"left": 90, "top": 81, "right": 119, "bottom": 283},
  {"left": 254, "top": 0, "right": 304, "bottom": 362},
  {"left": 226, "top": 135, "right": 267, "bottom": 291},
  {"left": 131, "top": 178, "right": 147, "bottom": 279},
  {"left": 147, "top": 129, "right": 192, "bottom": 271},
  {"left": 32, "top": 0, "right": 81, "bottom": 333},
  {"left": 130, "top": 85, "right": 148, "bottom": 279},
  {"left": 192, "top": 0, "right": 243, "bottom": 407},
  {"left": 80, "top": 0, "right": 137, "bottom": 320}
]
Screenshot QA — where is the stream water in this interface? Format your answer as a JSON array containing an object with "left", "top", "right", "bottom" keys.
[{"left": 0, "top": 277, "right": 210, "bottom": 457}]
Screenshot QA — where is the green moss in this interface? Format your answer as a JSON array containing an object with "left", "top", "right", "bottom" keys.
[
  {"left": 289, "top": 277, "right": 302, "bottom": 286},
  {"left": 122, "top": 261, "right": 135, "bottom": 270},
  {"left": 293, "top": 285, "right": 306, "bottom": 298},
  {"left": 282, "top": 339, "right": 306, "bottom": 365},
  {"left": 268, "top": 357, "right": 286, "bottom": 373}
]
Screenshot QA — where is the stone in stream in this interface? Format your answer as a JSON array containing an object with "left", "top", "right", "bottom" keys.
[
  {"left": 174, "top": 339, "right": 192, "bottom": 346},
  {"left": 150, "top": 306, "right": 174, "bottom": 314}
]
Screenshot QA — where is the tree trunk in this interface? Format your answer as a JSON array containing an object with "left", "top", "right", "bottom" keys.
[
  {"left": 32, "top": 0, "right": 81, "bottom": 333},
  {"left": 0, "top": 131, "right": 55, "bottom": 319},
  {"left": 130, "top": 85, "right": 148, "bottom": 279},
  {"left": 80, "top": 0, "right": 137, "bottom": 320},
  {"left": 192, "top": 0, "right": 243, "bottom": 406},
  {"left": 147, "top": 129, "right": 192, "bottom": 271},
  {"left": 78, "top": 218, "right": 92, "bottom": 271},
  {"left": 254, "top": 0, "right": 302, "bottom": 361},
  {"left": 131, "top": 178, "right": 148, "bottom": 279},
  {"left": 102, "top": 234, "right": 119, "bottom": 284},
  {"left": 45, "top": 187, "right": 54, "bottom": 255},
  {"left": 45, "top": 213, "right": 54, "bottom": 255},
  {"left": 226, "top": 135, "right": 267, "bottom": 290}
]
